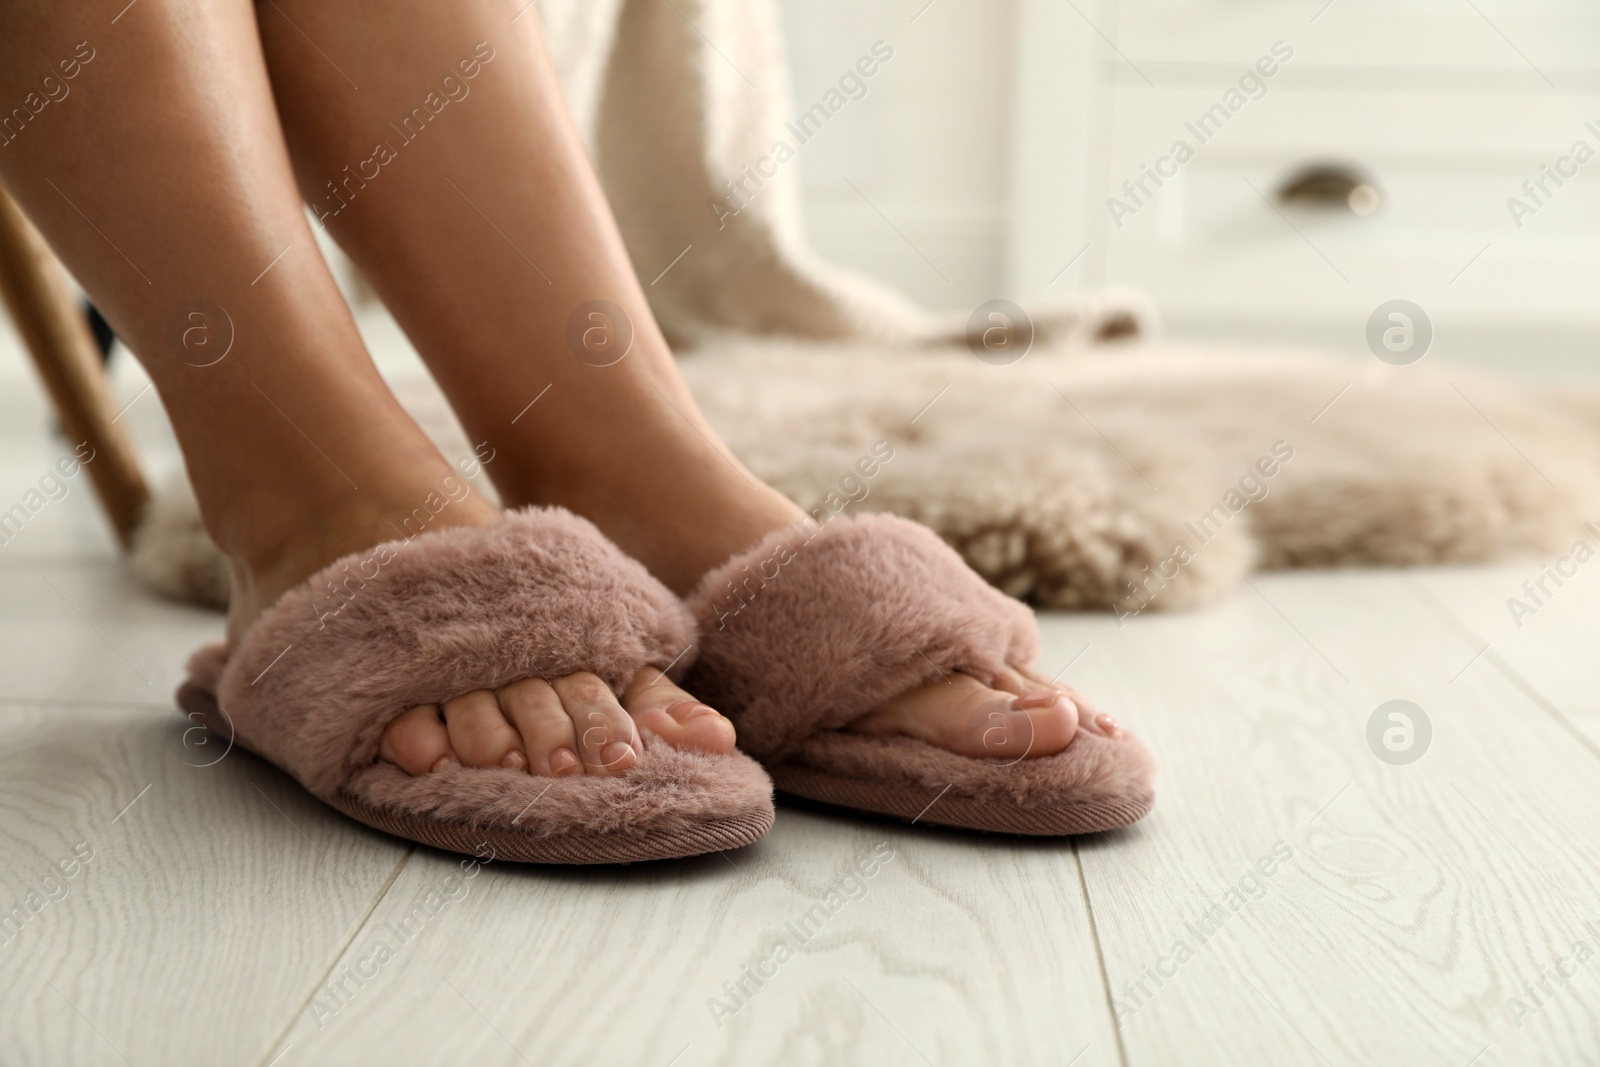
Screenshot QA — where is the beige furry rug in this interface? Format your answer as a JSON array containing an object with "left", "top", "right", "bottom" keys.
[{"left": 131, "top": 340, "right": 1600, "bottom": 616}]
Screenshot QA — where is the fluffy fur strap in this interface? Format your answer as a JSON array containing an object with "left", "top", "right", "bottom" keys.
[
  {"left": 684, "top": 514, "right": 1038, "bottom": 761},
  {"left": 210, "top": 507, "right": 694, "bottom": 796}
]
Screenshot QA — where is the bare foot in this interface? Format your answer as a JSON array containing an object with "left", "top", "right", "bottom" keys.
[
  {"left": 846, "top": 667, "right": 1120, "bottom": 760},
  {"left": 222, "top": 469, "right": 736, "bottom": 780}
]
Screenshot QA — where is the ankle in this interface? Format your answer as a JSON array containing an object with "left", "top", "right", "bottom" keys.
[
  {"left": 499, "top": 451, "right": 803, "bottom": 595},
  {"left": 212, "top": 472, "right": 501, "bottom": 639}
]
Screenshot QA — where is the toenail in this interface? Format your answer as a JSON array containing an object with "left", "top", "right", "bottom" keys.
[
  {"left": 1012, "top": 691, "right": 1074, "bottom": 713},
  {"left": 1095, "top": 713, "right": 1122, "bottom": 737},
  {"left": 430, "top": 754, "right": 458, "bottom": 773},
  {"left": 501, "top": 750, "right": 528, "bottom": 771},
  {"left": 550, "top": 747, "right": 581, "bottom": 775},
  {"left": 666, "top": 701, "right": 718, "bottom": 723},
  {"left": 599, "top": 741, "right": 635, "bottom": 767}
]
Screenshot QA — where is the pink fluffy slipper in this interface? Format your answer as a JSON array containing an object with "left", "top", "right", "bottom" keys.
[
  {"left": 176, "top": 507, "right": 775, "bottom": 864},
  {"left": 684, "top": 514, "right": 1156, "bottom": 835}
]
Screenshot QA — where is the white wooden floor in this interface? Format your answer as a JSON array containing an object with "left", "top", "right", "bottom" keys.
[{"left": 4, "top": 369, "right": 1600, "bottom": 1067}]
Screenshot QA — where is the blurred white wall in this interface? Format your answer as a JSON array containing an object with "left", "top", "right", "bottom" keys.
[{"left": 775, "top": 0, "right": 1017, "bottom": 314}]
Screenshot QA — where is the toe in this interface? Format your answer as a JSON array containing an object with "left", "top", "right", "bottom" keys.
[
  {"left": 497, "top": 676, "right": 583, "bottom": 777},
  {"left": 992, "top": 667, "right": 1082, "bottom": 735},
  {"left": 380, "top": 704, "right": 455, "bottom": 776},
  {"left": 1069, "top": 697, "right": 1122, "bottom": 739},
  {"left": 442, "top": 689, "right": 527, "bottom": 769},
  {"left": 1001, "top": 687, "right": 1079, "bottom": 755},
  {"left": 622, "top": 668, "right": 736, "bottom": 755},
  {"left": 552, "top": 672, "right": 638, "bottom": 776},
  {"left": 850, "top": 673, "right": 1076, "bottom": 759},
  {"left": 1016, "top": 666, "right": 1122, "bottom": 739}
]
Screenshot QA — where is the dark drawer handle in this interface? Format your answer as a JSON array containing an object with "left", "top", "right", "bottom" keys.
[{"left": 1278, "top": 163, "right": 1381, "bottom": 215}]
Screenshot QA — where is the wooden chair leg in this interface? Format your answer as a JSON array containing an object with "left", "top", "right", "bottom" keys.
[{"left": 0, "top": 184, "right": 150, "bottom": 550}]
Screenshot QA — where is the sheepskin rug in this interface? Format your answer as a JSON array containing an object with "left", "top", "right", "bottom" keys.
[{"left": 131, "top": 339, "right": 1600, "bottom": 615}]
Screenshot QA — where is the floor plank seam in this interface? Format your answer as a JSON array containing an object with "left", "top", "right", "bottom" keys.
[
  {"left": 252, "top": 845, "right": 418, "bottom": 1067},
  {"left": 1072, "top": 838, "right": 1132, "bottom": 1067},
  {"left": 1404, "top": 575, "right": 1600, "bottom": 766},
  {"left": 1476, "top": 647, "right": 1600, "bottom": 766}
]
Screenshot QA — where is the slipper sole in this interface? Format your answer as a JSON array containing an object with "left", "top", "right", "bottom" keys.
[
  {"left": 330, "top": 791, "right": 773, "bottom": 864},
  {"left": 771, "top": 762, "right": 1153, "bottom": 836}
]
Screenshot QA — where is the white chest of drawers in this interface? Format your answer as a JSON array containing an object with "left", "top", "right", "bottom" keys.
[{"left": 1007, "top": 0, "right": 1600, "bottom": 369}]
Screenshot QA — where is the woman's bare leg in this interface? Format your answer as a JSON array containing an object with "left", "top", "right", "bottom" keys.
[
  {"left": 255, "top": 0, "right": 1116, "bottom": 756},
  {"left": 255, "top": 0, "right": 795, "bottom": 594},
  {"left": 0, "top": 0, "right": 736, "bottom": 777}
]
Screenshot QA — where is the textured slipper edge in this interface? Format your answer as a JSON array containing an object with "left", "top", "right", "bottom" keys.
[
  {"left": 770, "top": 758, "right": 1154, "bottom": 836},
  {"left": 178, "top": 675, "right": 775, "bottom": 864},
  {"left": 327, "top": 790, "right": 773, "bottom": 865}
]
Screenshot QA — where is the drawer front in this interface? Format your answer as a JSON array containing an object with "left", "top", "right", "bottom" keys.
[
  {"left": 1111, "top": 1, "right": 1600, "bottom": 77},
  {"left": 1099, "top": 88, "right": 1600, "bottom": 325}
]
